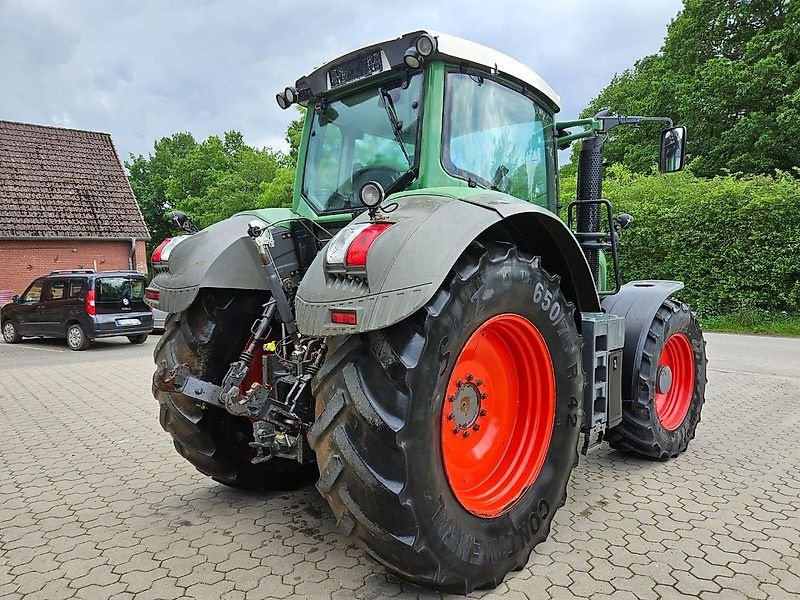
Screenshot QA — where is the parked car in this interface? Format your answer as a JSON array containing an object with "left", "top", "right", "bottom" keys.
[
  {"left": 1, "top": 269, "right": 153, "bottom": 350},
  {"left": 152, "top": 308, "right": 168, "bottom": 333}
]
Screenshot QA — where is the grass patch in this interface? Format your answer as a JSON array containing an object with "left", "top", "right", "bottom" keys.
[{"left": 701, "top": 312, "right": 800, "bottom": 337}]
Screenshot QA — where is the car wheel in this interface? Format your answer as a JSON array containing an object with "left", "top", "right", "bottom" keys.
[
  {"left": 66, "top": 324, "right": 90, "bottom": 351},
  {"left": 2, "top": 320, "right": 22, "bottom": 344},
  {"left": 128, "top": 333, "right": 148, "bottom": 344}
]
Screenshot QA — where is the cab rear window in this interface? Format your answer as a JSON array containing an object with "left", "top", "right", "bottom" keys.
[{"left": 96, "top": 277, "right": 146, "bottom": 302}]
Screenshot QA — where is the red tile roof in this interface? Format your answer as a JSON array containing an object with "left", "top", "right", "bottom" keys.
[{"left": 0, "top": 120, "right": 150, "bottom": 239}]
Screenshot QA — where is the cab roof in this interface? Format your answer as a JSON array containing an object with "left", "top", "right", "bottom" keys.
[{"left": 295, "top": 30, "right": 560, "bottom": 110}]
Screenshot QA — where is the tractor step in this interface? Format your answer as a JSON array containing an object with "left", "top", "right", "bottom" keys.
[{"left": 580, "top": 313, "right": 625, "bottom": 455}]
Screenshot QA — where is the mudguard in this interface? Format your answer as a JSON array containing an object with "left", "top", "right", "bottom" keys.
[
  {"left": 601, "top": 280, "right": 684, "bottom": 401},
  {"left": 295, "top": 190, "right": 600, "bottom": 336},
  {"left": 148, "top": 213, "right": 281, "bottom": 314}
]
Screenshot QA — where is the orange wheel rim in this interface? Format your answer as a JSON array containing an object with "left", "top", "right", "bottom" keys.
[
  {"left": 655, "top": 333, "right": 695, "bottom": 431},
  {"left": 440, "top": 313, "right": 555, "bottom": 518}
]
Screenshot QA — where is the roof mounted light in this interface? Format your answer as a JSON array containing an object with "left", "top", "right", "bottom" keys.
[
  {"left": 403, "top": 47, "right": 423, "bottom": 69},
  {"left": 276, "top": 92, "right": 290, "bottom": 110},
  {"left": 415, "top": 33, "right": 437, "bottom": 57},
  {"left": 284, "top": 86, "right": 298, "bottom": 104}
]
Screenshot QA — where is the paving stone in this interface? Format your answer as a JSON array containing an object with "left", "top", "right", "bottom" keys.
[{"left": 1, "top": 333, "right": 798, "bottom": 599}]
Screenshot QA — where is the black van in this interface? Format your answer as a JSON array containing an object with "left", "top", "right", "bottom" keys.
[{"left": 1, "top": 270, "right": 153, "bottom": 350}]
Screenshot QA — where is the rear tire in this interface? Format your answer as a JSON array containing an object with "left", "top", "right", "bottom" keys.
[
  {"left": 128, "top": 333, "right": 148, "bottom": 344},
  {"left": 607, "top": 299, "right": 707, "bottom": 459},
  {"left": 2, "top": 320, "right": 22, "bottom": 343},
  {"left": 309, "top": 243, "right": 583, "bottom": 593},
  {"left": 66, "top": 323, "right": 90, "bottom": 351},
  {"left": 153, "top": 289, "right": 313, "bottom": 489}
]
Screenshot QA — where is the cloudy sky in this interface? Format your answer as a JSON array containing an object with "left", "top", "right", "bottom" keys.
[{"left": 0, "top": 0, "right": 682, "bottom": 163}]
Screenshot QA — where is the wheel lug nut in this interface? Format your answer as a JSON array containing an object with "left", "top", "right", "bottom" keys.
[
  {"left": 480, "top": 393, "right": 488, "bottom": 400},
  {"left": 456, "top": 379, "right": 463, "bottom": 388},
  {"left": 447, "top": 395, "right": 455, "bottom": 403},
  {"left": 479, "top": 409, "right": 487, "bottom": 417},
  {"left": 447, "top": 413, "right": 454, "bottom": 421},
  {"left": 473, "top": 423, "right": 480, "bottom": 431},
  {"left": 462, "top": 430, "right": 470, "bottom": 438},
  {"left": 476, "top": 379, "right": 483, "bottom": 387},
  {"left": 453, "top": 427, "right": 459, "bottom": 435},
  {"left": 466, "top": 374, "right": 474, "bottom": 382}
]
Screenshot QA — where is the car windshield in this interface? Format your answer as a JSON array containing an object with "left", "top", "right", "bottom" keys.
[
  {"left": 96, "top": 277, "right": 145, "bottom": 302},
  {"left": 302, "top": 72, "right": 423, "bottom": 213}
]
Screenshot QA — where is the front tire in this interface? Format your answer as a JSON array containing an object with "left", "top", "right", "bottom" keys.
[
  {"left": 309, "top": 243, "right": 583, "bottom": 593},
  {"left": 153, "top": 289, "right": 312, "bottom": 489},
  {"left": 66, "top": 323, "right": 90, "bottom": 351},
  {"left": 607, "top": 299, "right": 707, "bottom": 459},
  {"left": 2, "top": 320, "right": 22, "bottom": 344}
]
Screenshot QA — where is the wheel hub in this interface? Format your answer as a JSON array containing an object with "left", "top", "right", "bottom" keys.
[
  {"left": 448, "top": 375, "right": 487, "bottom": 433},
  {"left": 657, "top": 365, "right": 673, "bottom": 394}
]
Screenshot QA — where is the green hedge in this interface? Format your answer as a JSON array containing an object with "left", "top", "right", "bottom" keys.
[{"left": 559, "top": 166, "right": 800, "bottom": 317}]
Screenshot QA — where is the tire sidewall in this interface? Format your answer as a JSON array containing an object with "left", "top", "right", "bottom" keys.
[
  {"left": 400, "top": 252, "right": 582, "bottom": 575},
  {"left": 647, "top": 309, "right": 706, "bottom": 453}
]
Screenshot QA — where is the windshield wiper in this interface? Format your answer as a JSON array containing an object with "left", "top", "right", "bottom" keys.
[
  {"left": 467, "top": 176, "right": 501, "bottom": 192},
  {"left": 378, "top": 86, "right": 412, "bottom": 168}
]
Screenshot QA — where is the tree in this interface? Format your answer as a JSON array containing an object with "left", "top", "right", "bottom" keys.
[
  {"left": 577, "top": 0, "right": 800, "bottom": 177},
  {"left": 127, "top": 128, "right": 294, "bottom": 244},
  {"left": 126, "top": 132, "right": 197, "bottom": 251}
]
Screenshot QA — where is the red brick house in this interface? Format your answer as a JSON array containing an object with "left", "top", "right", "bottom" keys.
[{"left": 0, "top": 120, "right": 150, "bottom": 301}]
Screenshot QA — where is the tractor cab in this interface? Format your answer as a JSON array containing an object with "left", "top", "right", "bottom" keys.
[{"left": 276, "top": 30, "right": 562, "bottom": 222}]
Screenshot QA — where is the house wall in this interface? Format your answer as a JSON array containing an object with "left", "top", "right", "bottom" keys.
[{"left": 0, "top": 239, "right": 148, "bottom": 296}]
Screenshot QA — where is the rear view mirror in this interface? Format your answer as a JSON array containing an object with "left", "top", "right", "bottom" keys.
[
  {"left": 12, "top": 294, "right": 20, "bottom": 303},
  {"left": 659, "top": 126, "right": 687, "bottom": 173}
]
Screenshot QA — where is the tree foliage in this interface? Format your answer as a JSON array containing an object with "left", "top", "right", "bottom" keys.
[
  {"left": 580, "top": 0, "right": 800, "bottom": 177},
  {"left": 127, "top": 108, "right": 306, "bottom": 246},
  {"left": 561, "top": 166, "right": 800, "bottom": 316}
]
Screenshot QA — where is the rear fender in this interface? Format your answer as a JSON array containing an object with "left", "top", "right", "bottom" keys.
[
  {"left": 295, "top": 191, "right": 600, "bottom": 336},
  {"left": 148, "top": 213, "right": 291, "bottom": 314},
  {"left": 601, "top": 280, "right": 685, "bottom": 402}
]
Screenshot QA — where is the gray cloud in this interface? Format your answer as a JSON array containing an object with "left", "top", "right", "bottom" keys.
[{"left": 0, "top": 0, "right": 682, "bottom": 162}]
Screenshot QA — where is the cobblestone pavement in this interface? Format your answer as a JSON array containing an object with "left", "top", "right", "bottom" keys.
[{"left": 1, "top": 332, "right": 798, "bottom": 599}]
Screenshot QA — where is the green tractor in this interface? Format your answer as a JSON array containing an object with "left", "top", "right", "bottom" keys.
[{"left": 148, "top": 30, "right": 706, "bottom": 593}]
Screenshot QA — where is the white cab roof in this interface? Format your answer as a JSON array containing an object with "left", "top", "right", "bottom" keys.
[{"left": 430, "top": 31, "right": 560, "bottom": 108}]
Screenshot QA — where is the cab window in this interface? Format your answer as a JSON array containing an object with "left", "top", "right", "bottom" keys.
[
  {"left": 443, "top": 72, "right": 555, "bottom": 208},
  {"left": 67, "top": 279, "right": 84, "bottom": 299},
  {"left": 22, "top": 281, "right": 43, "bottom": 302},
  {"left": 302, "top": 72, "right": 423, "bottom": 213},
  {"left": 44, "top": 280, "right": 67, "bottom": 301}
]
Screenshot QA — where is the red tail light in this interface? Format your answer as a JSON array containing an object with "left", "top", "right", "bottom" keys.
[
  {"left": 86, "top": 288, "right": 96, "bottom": 316},
  {"left": 151, "top": 237, "right": 172, "bottom": 264},
  {"left": 330, "top": 310, "right": 357, "bottom": 325},
  {"left": 145, "top": 288, "right": 160, "bottom": 301},
  {"left": 345, "top": 223, "right": 392, "bottom": 268}
]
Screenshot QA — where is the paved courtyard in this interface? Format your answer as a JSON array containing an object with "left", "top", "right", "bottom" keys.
[{"left": 1, "top": 332, "right": 798, "bottom": 599}]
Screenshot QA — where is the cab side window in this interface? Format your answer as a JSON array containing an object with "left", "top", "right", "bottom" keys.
[
  {"left": 45, "top": 280, "right": 67, "bottom": 301},
  {"left": 22, "top": 281, "right": 44, "bottom": 303},
  {"left": 67, "top": 279, "right": 84, "bottom": 299},
  {"left": 443, "top": 72, "right": 554, "bottom": 208}
]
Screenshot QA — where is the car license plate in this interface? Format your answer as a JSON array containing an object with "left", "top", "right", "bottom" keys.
[{"left": 117, "top": 318, "right": 141, "bottom": 327}]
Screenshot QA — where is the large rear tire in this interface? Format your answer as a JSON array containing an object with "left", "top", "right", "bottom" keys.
[
  {"left": 309, "top": 243, "right": 583, "bottom": 593},
  {"left": 606, "top": 298, "right": 707, "bottom": 459},
  {"left": 153, "top": 288, "right": 312, "bottom": 489}
]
